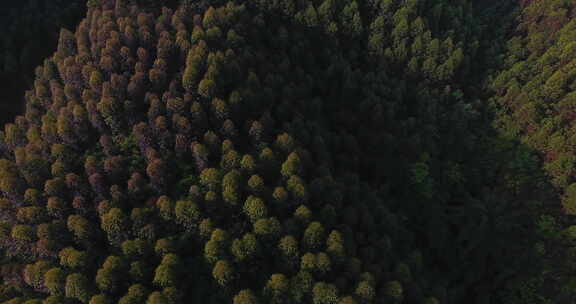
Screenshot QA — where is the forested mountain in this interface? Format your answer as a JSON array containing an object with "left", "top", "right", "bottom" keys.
[{"left": 0, "top": 0, "right": 574, "bottom": 303}]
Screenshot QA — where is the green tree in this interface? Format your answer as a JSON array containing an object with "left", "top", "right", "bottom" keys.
[
  {"left": 89, "top": 294, "right": 112, "bottom": 304},
  {"left": 174, "top": 200, "right": 201, "bottom": 229},
  {"left": 44, "top": 267, "right": 66, "bottom": 296},
  {"left": 65, "top": 273, "right": 93, "bottom": 303},
  {"left": 253, "top": 217, "right": 282, "bottom": 239},
  {"left": 278, "top": 235, "right": 299, "bottom": 265},
  {"left": 240, "top": 154, "right": 256, "bottom": 174},
  {"left": 200, "top": 168, "right": 221, "bottom": 191},
  {"left": 265, "top": 273, "right": 289, "bottom": 303},
  {"left": 312, "top": 282, "right": 339, "bottom": 304},
  {"left": 281, "top": 152, "right": 303, "bottom": 177},
  {"left": 212, "top": 259, "right": 235, "bottom": 287},
  {"left": 326, "top": 230, "right": 345, "bottom": 263},
  {"left": 355, "top": 280, "right": 375, "bottom": 303},
  {"left": 243, "top": 196, "right": 268, "bottom": 222},
  {"left": 303, "top": 222, "right": 326, "bottom": 251},
  {"left": 222, "top": 169, "right": 242, "bottom": 205},
  {"left": 153, "top": 254, "right": 181, "bottom": 288},
  {"left": 233, "top": 289, "right": 259, "bottom": 304},
  {"left": 146, "top": 291, "right": 172, "bottom": 304}
]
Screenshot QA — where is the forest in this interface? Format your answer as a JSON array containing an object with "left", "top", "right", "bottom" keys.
[{"left": 0, "top": 0, "right": 575, "bottom": 303}]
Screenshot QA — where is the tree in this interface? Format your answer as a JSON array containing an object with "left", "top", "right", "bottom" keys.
[
  {"left": 17, "top": 207, "right": 45, "bottom": 225},
  {"left": 89, "top": 294, "right": 112, "bottom": 304},
  {"left": 11, "top": 225, "right": 36, "bottom": 243},
  {"left": 155, "top": 238, "right": 177, "bottom": 256},
  {"left": 65, "top": 273, "right": 93, "bottom": 303},
  {"left": 118, "top": 284, "right": 149, "bottom": 304},
  {"left": 162, "top": 287, "right": 182, "bottom": 303},
  {"left": 222, "top": 169, "right": 241, "bottom": 205},
  {"left": 294, "top": 205, "right": 312, "bottom": 224},
  {"left": 0, "top": 159, "right": 24, "bottom": 200},
  {"left": 286, "top": 175, "right": 308, "bottom": 202},
  {"left": 243, "top": 196, "right": 268, "bottom": 223},
  {"left": 326, "top": 230, "right": 345, "bottom": 263},
  {"left": 101, "top": 208, "right": 128, "bottom": 245},
  {"left": 312, "top": 282, "right": 339, "bottom": 304},
  {"left": 67, "top": 215, "right": 94, "bottom": 242},
  {"left": 57, "top": 108, "right": 76, "bottom": 143},
  {"left": 233, "top": 289, "right": 259, "bottom": 304},
  {"left": 200, "top": 168, "right": 221, "bottom": 191},
  {"left": 248, "top": 121, "right": 263, "bottom": 144},
  {"left": 355, "top": 280, "right": 375, "bottom": 303},
  {"left": 56, "top": 29, "right": 77, "bottom": 62},
  {"left": 156, "top": 196, "right": 174, "bottom": 221},
  {"left": 147, "top": 158, "right": 168, "bottom": 190},
  {"left": 264, "top": 273, "right": 289, "bottom": 303},
  {"left": 146, "top": 291, "right": 172, "bottom": 304},
  {"left": 129, "top": 261, "right": 151, "bottom": 283},
  {"left": 274, "top": 133, "right": 295, "bottom": 154},
  {"left": 204, "top": 238, "right": 226, "bottom": 264},
  {"left": 95, "top": 268, "right": 119, "bottom": 293},
  {"left": 212, "top": 98, "right": 229, "bottom": 121},
  {"left": 290, "top": 270, "right": 314, "bottom": 302},
  {"left": 199, "top": 218, "right": 214, "bottom": 240},
  {"left": 127, "top": 172, "right": 147, "bottom": 198},
  {"left": 122, "top": 239, "right": 150, "bottom": 260},
  {"left": 44, "top": 267, "right": 66, "bottom": 296},
  {"left": 272, "top": 187, "right": 288, "bottom": 209},
  {"left": 242, "top": 232, "right": 260, "bottom": 257},
  {"left": 303, "top": 222, "right": 326, "bottom": 251},
  {"left": 59, "top": 247, "right": 89, "bottom": 269},
  {"left": 153, "top": 254, "right": 181, "bottom": 288},
  {"left": 221, "top": 150, "right": 240, "bottom": 171},
  {"left": 174, "top": 200, "right": 201, "bottom": 229},
  {"left": 278, "top": 235, "right": 299, "bottom": 265},
  {"left": 300, "top": 252, "right": 316, "bottom": 272},
  {"left": 24, "top": 188, "right": 42, "bottom": 206},
  {"left": 212, "top": 259, "right": 235, "bottom": 287},
  {"left": 198, "top": 78, "right": 216, "bottom": 98},
  {"left": 221, "top": 119, "right": 238, "bottom": 139},
  {"left": 340, "top": 1, "right": 363, "bottom": 37},
  {"left": 23, "top": 260, "right": 52, "bottom": 291},
  {"left": 240, "top": 154, "right": 256, "bottom": 174},
  {"left": 247, "top": 174, "right": 265, "bottom": 194},
  {"left": 254, "top": 217, "right": 282, "bottom": 240},
  {"left": 316, "top": 252, "right": 331, "bottom": 275}
]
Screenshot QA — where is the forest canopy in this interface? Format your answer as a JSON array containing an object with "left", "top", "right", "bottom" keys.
[{"left": 0, "top": 0, "right": 575, "bottom": 303}]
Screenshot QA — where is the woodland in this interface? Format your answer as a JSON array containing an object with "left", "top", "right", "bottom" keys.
[{"left": 0, "top": 0, "right": 575, "bottom": 303}]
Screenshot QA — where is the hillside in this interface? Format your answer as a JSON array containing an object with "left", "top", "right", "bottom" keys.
[{"left": 0, "top": 0, "right": 573, "bottom": 303}]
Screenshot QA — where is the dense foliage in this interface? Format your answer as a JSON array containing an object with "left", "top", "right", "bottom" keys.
[
  {"left": 0, "top": 0, "right": 573, "bottom": 303},
  {"left": 490, "top": 0, "right": 576, "bottom": 300}
]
